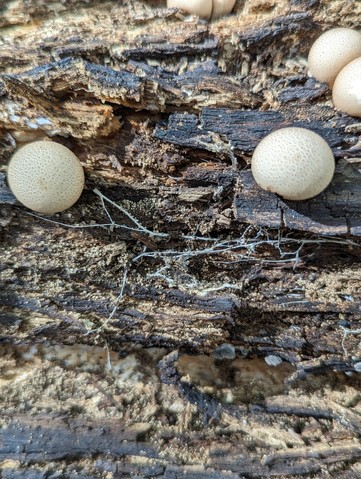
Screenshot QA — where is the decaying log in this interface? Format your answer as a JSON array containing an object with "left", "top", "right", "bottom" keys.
[{"left": 1, "top": 0, "right": 361, "bottom": 477}]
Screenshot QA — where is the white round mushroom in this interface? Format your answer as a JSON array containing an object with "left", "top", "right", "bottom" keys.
[
  {"left": 332, "top": 57, "right": 361, "bottom": 117},
  {"left": 251, "top": 127, "right": 335, "bottom": 201},
  {"left": 211, "top": 0, "right": 236, "bottom": 19},
  {"left": 7, "top": 140, "right": 85, "bottom": 214},
  {"left": 308, "top": 28, "right": 361, "bottom": 86},
  {"left": 167, "top": 0, "right": 213, "bottom": 19}
]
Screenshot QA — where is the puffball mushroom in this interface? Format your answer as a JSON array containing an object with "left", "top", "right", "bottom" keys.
[
  {"left": 332, "top": 57, "right": 361, "bottom": 117},
  {"left": 7, "top": 141, "right": 85, "bottom": 214},
  {"left": 167, "top": 0, "right": 213, "bottom": 19},
  {"left": 211, "top": 0, "right": 236, "bottom": 19},
  {"left": 251, "top": 127, "right": 335, "bottom": 201},
  {"left": 308, "top": 28, "right": 361, "bottom": 86}
]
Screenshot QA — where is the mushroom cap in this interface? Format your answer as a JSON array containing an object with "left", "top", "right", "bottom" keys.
[
  {"left": 332, "top": 57, "right": 361, "bottom": 117},
  {"left": 251, "top": 127, "right": 335, "bottom": 201},
  {"left": 211, "top": 0, "right": 236, "bottom": 19},
  {"left": 7, "top": 140, "right": 85, "bottom": 214},
  {"left": 308, "top": 27, "right": 361, "bottom": 86},
  {"left": 167, "top": 0, "right": 212, "bottom": 19}
]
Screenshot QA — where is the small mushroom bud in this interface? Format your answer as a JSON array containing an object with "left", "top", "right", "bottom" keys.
[
  {"left": 308, "top": 28, "right": 361, "bottom": 86},
  {"left": 211, "top": 0, "right": 236, "bottom": 19},
  {"left": 7, "top": 140, "right": 85, "bottom": 214},
  {"left": 251, "top": 127, "right": 335, "bottom": 201},
  {"left": 167, "top": 0, "right": 212, "bottom": 19},
  {"left": 332, "top": 57, "right": 361, "bottom": 117}
]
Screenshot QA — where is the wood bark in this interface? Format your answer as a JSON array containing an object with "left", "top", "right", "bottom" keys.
[{"left": 1, "top": 0, "right": 361, "bottom": 477}]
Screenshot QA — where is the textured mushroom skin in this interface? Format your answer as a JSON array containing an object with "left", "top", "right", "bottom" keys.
[
  {"left": 167, "top": 0, "right": 213, "bottom": 19},
  {"left": 251, "top": 127, "right": 335, "bottom": 201},
  {"left": 7, "top": 141, "right": 85, "bottom": 214},
  {"left": 308, "top": 28, "right": 361, "bottom": 86},
  {"left": 332, "top": 57, "right": 361, "bottom": 118},
  {"left": 211, "top": 0, "right": 236, "bottom": 19}
]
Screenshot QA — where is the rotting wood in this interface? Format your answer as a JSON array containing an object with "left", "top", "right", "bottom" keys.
[
  {"left": 1, "top": 411, "right": 361, "bottom": 478},
  {"left": 1, "top": 0, "right": 361, "bottom": 478}
]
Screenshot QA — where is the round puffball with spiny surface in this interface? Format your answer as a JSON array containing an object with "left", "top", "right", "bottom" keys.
[
  {"left": 7, "top": 140, "right": 85, "bottom": 214},
  {"left": 332, "top": 57, "right": 361, "bottom": 117},
  {"left": 251, "top": 127, "right": 335, "bottom": 201},
  {"left": 167, "top": 0, "right": 212, "bottom": 19},
  {"left": 211, "top": 0, "right": 236, "bottom": 19},
  {"left": 308, "top": 28, "right": 361, "bottom": 86}
]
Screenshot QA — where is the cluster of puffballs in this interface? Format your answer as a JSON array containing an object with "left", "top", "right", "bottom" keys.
[
  {"left": 6, "top": 28, "right": 361, "bottom": 214},
  {"left": 252, "top": 27, "right": 361, "bottom": 201}
]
